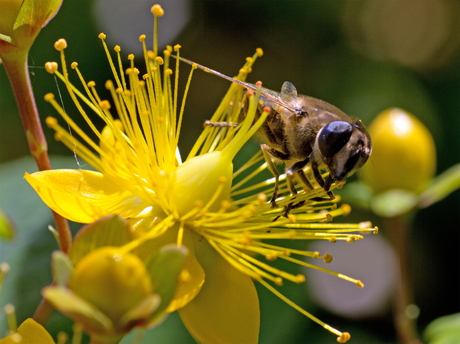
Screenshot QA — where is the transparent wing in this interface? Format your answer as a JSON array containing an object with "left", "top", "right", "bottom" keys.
[{"left": 280, "top": 81, "right": 297, "bottom": 103}]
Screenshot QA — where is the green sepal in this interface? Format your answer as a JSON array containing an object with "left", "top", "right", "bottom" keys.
[
  {"left": 69, "top": 215, "right": 132, "bottom": 265},
  {"left": 51, "top": 250, "right": 73, "bottom": 287},
  {"left": 42, "top": 286, "right": 113, "bottom": 332},
  {"left": 119, "top": 294, "right": 161, "bottom": 328},
  {"left": 0, "top": 210, "right": 15, "bottom": 240},
  {"left": 145, "top": 244, "right": 188, "bottom": 322},
  {"left": 424, "top": 313, "right": 460, "bottom": 344},
  {"left": 371, "top": 189, "right": 418, "bottom": 217},
  {"left": 419, "top": 163, "right": 460, "bottom": 208},
  {"left": 13, "top": 0, "right": 63, "bottom": 30}
]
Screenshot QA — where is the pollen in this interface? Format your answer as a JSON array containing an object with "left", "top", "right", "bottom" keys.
[
  {"left": 341, "top": 204, "right": 351, "bottom": 215},
  {"left": 265, "top": 251, "right": 278, "bottom": 261},
  {"left": 192, "top": 63, "right": 198, "bottom": 70},
  {"left": 142, "top": 74, "right": 149, "bottom": 80},
  {"left": 151, "top": 4, "right": 164, "bottom": 17},
  {"left": 128, "top": 54, "right": 135, "bottom": 61},
  {"left": 114, "top": 45, "right": 121, "bottom": 52},
  {"left": 374, "top": 226, "right": 379, "bottom": 234},
  {"left": 164, "top": 49, "right": 171, "bottom": 57},
  {"left": 99, "top": 100, "right": 111, "bottom": 111},
  {"left": 45, "top": 62, "right": 58, "bottom": 74},
  {"left": 87, "top": 81, "right": 96, "bottom": 88},
  {"left": 313, "top": 251, "right": 320, "bottom": 258},
  {"left": 165, "top": 69, "right": 173, "bottom": 75},
  {"left": 147, "top": 50, "right": 155, "bottom": 60},
  {"left": 295, "top": 274, "right": 305, "bottom": 283},
  {"left": 246, "top": 57, "right": 254, "bottom": 63},
  {"left": 98, "top": 33, "right": 106, "bottom": 39},
  {"left": 329, "top": 236, "right": 337, "bottom": 243},
  {"left": 45, "top": 117, "right": 57, "bottom": 127},
  {"left": 54, "top": 39, "right": 67, "bottom": 51},
  {"left": 337, "top": 332, "right": 351, "bottom": 343},
  {"left": 263, "top": 106, "right": 271, "bottom": 113},
  {"left": 156, "top": 56, "right": 164, "bottom": 65},
  {"left": 71, "top": 62, "right": 78, "bottom": 69},
  {"left": 174, "top": 44, "right": 181, "bottom": 52},
  {"left": 139, "top": 34, "right": 146, "bottom": 42},
  {"left": 288, "top": 214, "right": 296, "bottom": 223},
  {"left": 275, "top": 277, "right": 283, "bottom": 286},
  {"left": 257, "top": 193, "right": 267, "bottom": 205},
  {"left": 44, "top": 94, "right": 55, "bottom": 102},
  {"left": 256, "top": 48, "right": 264, "bottom": 56},
  {"left": 356, "top": 280, "right": 364, "bottom": 288},
  {"left": 323, "top": 253, "right": 333, "bottom": 264}
]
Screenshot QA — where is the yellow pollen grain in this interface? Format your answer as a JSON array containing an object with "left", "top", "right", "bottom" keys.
[
  {"left": 164, "top": 49, "right": 171, "bottom": 57},
  {"left": 265, "top": 251, "right": 277, "bottom": 261},
  {"left": 313, "top": 251, "right": 320, "bottom": 258},
  {"left": 133, "top": 68, "right": 140, "bottom": 76},
  {"left": 323, "top": 253, "right": 333, "bottom": 264},
  {"left": 257, "top": 193, "right": 267, "bottom": 204},
  {"left": 143, "top": 73, "right": 149, "bottom": 80},
  {"left": 246, "top": 57, "right": 253, "bottom": 63},
  {"left": 337, "top": 332, "right": 351, "bottom": 343},
  {"left": 99, "top": 100, "right": 111, "bottom": 111},
  {"left": 331, "top": 204, "right": 338, "bottom": 210},
  {"left": 114, "top": 45, "right": 121, "bottom": 52},
  {"left": 220, "top": 200, "right": 230, "bottom": 209},
  {"left": 275, "top": 277, "right": 283, "bottom": 286},
  {"left": 128, "top": 54, "right": 135, "bottom": 61},
  {"left": 151, "top": 66, "right": 157, "bottom": 72},
  {"left": 356, "top": 280, "right": 364, "bottom": 288},
  {"left": 288, "top": 214, "right": 296, "bottom": 223},
  {"left": 54, "top": 39, "right": 67, "bottom": 51},
  {"left": 125, "top": 68, "right": 132, "bottom": 75},
  {"left": 190, "top": 63, "right": 197, "bottom": 70},
  {"left": 174, "top": 44, "right": 181, "bottom": 52},
  {"left": 329, "top": 236, "right": 337, "bottom": 243},
  {"left": 295, "top": 274, "right": 305, "bottom": 283},
  {"left": 139, "top": 34, "right": 146, "bottom": 42},
  {"left": 139, "top": 80, "right": 145, "bottom": 88},
  {"left": 359, "top": 221, "right": 372, "bottom": 229},
  {"left": 166, "top": 68, "right": 173, "bottom": 75},
  {"left": 124, "top": 90, "right": 131, "bottom": 96},
  {"left": 166, "top": 45, "right": 172, "bottom": 52},
  {"left": 45, "top": 62, "right": 58, "bottom": 74},
  {"left": 256, "top": 48, "right": 263, "bottom": 56},
  {"left": 98, "top": 33, "right": 106, "bottom": 39},
  {"left": 45, "top": 116, "right": 57, "bottom": 127},
  {"left": 341, "top": 204, "right": 351, "bottom": 215},
  {"left": 373, "top": 226, "right": 379, "bottom": 234},
  {"left": 180, "top": 269, "right": 191, "bottom": 282},
  {"left": 115, "top": 87, "right": 123, "bottom": 94},
  {"left": 156, "top": 56, "right": 164, "bottom": 65},
  {"left": 71, "top": 62, "right": 78, "bottom": 69},
  {"left": 87, "top": 81, "right": 96, "bottom": 88},
  {"left": 151, "top": 4, "right": 164, "bottom": 17},
  {"left": 284, "top": 249, "right": 291, "bottom": 257},
  {"left": 147, "top": 50, "right": 155, "bottom": 60},
  {"left": 54, "top": 132, "right": 62, "bottom": 141},
  {"left": 44, "top": 93, "right": 55, "bottom": 102}
]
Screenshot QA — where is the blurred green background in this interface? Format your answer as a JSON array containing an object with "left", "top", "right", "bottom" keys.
[{"left": 0, "top": 0, "right": 459, "bottom": 343}]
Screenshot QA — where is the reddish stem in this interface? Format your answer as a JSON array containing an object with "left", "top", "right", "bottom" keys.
[
  {"left": 385, "top": 215, "right": 422, "bottom": 344},
  {"left": 2, "top": 54, "right": 72, "bottom": 254}
]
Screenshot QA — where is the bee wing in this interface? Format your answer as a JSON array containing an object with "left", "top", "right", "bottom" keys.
[
  {"left": 172, "top": 55, "right": 300, "bottom": 115},
  {"left": 280, "top": 81, "right": 298, "bottom": 103}
]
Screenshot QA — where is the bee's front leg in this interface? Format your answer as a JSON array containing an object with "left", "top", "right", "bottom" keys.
[{"left": 310, "top": 158, "right": 335, "bottom": 201}]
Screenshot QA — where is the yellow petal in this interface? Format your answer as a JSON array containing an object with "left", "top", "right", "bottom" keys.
[
  {"left": 0, "top": 318, "right": 55, "bottom": 344},
  {"left": 178, "top": 233, "right": 260, "bottom": 344},
  {"left": 25, "top": 169, "right": 149, "bottom": 223},
  {"left": 135, "top": 224, "right": 205, "bottom": 312}
]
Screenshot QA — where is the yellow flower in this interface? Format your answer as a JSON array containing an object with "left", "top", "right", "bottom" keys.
[
  {"left": 26, "top": 5, "right": 376, "bottom": 343},
  {"left": 0, "top": 318, "right": 55, "bottom": 344}
]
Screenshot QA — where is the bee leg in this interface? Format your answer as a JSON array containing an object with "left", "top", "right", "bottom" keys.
[
  {"left": 261, "top": 144, "right": 282, "bottom": 207},
  {"left": 310, "top": 159, "right": 335, "bottom": 202}
]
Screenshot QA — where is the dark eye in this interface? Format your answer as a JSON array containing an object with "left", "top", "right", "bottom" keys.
[{"left": 318, "top": 121, "right": 353, "bottom": 158}]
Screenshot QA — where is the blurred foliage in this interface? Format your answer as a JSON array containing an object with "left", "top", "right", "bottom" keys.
[{"left": 0, "top": 0, "right": 458, "bottom": 343}]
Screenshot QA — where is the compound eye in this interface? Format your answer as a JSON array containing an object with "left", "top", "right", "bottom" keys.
[{"left": 318, "top": 121, "right": 353, "bottom": 158}]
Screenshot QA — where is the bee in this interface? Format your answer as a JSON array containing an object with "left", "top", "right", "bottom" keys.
[{"left": 174, "top": 56, "right": 372, "bottom": 209}]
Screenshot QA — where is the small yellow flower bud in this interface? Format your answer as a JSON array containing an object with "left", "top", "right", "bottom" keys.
[
  {"left": 360, "top": 108, "right": 436, "bottom": 193},
  {"left": 69, "top": 247, "right": 152, "bottom": 324}
]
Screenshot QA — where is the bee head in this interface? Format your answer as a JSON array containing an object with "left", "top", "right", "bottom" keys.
[{"left": 317, "top": 120, "right": 372, "bottom": 182}]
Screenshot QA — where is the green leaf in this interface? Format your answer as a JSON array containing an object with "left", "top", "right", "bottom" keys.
[
  {"left": 69, "top": 215, "right": 132, "bottom": 265},
  {"left": 371, "top": 189, "right": 418, "bottom": 217},
  {"left": 0, "top": 210, "right": 15, "bottom": 240},
  {"left": 424, "top": 313, "right": 460, "bottom": 344},
  {"left": 51, "top": 251, "right": 73, "bottom": 286},
  {"left": 145, "top": 244, "right": 188, "bottom": 321},
  {"left": 419, "top": 163, "right": 460, "bottom": 208},
  {"left": 14, "top": 0, "right": 63, "bottom": 30}
]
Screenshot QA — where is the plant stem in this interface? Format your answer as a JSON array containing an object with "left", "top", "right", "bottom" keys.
[
  {"left": 2, "top": 54, "right": 72, "bottom": 254},
  {"left": 385, "top": 215, "right": 421, "bottom": 344}
]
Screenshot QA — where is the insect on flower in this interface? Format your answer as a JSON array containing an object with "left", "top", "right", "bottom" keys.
[{"left": 174, "top": 55, "right": 372, "bottom": 212}]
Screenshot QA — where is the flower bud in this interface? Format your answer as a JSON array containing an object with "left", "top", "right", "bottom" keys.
[{"left": 360, "top": 108, "right": 436, "bottom": 193}]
